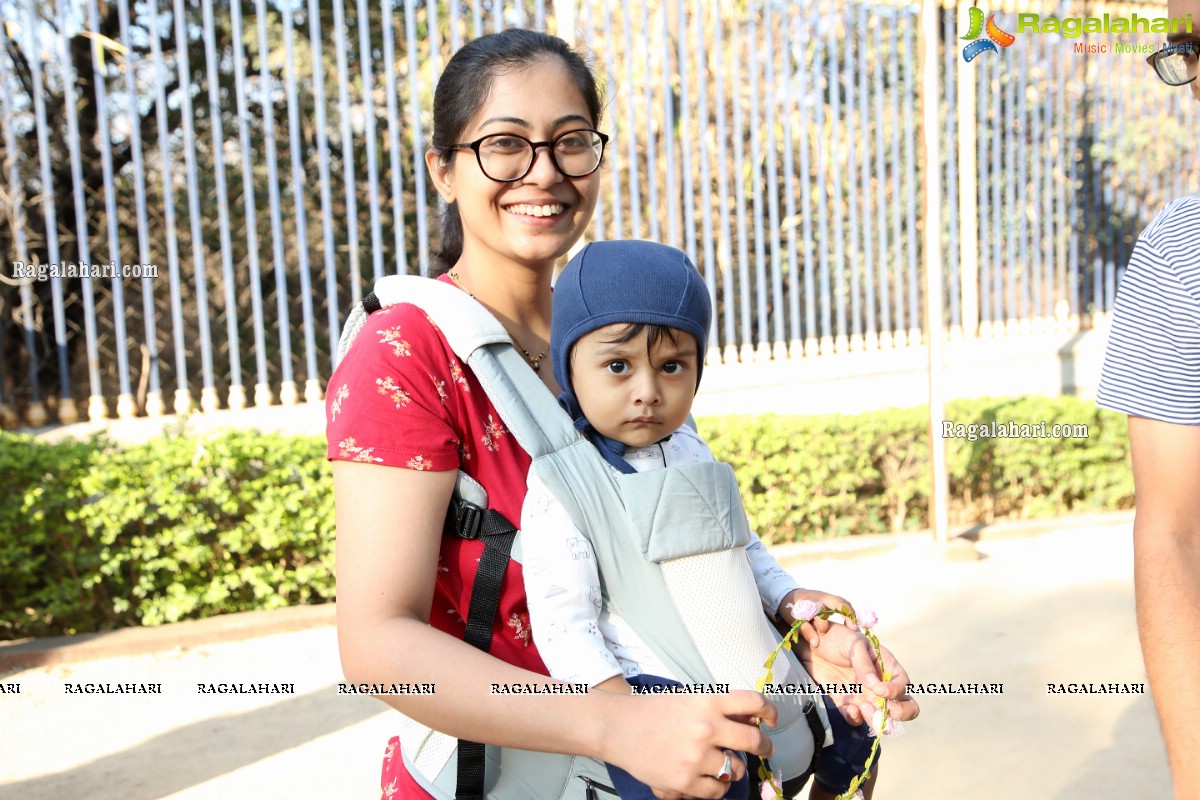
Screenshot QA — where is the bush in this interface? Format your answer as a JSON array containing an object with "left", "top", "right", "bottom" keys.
[
  {"left": 0, "top": 395, "right": 1134, "bottom": 638},
  {"left": 0, "top": 430, "right": 334, "bottom": 639},
  {"left": 700, "top": 396, "right": 1134, "bottom": 544},
  {"left": 0, "top": 434, "right": 103, "bottom": 637}
]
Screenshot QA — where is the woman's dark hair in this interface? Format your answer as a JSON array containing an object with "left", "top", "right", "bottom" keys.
[{"left": 428, "top": 29, "right": 603, "bottom": 274}]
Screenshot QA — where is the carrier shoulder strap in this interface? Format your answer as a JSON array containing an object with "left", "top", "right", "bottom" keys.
[
  {"left": 338, "top": 276, "right": 826, "bottom": 794},
  {"left": 339, "top": 275, "right": 582, "bottom": 800},
  {"left": 341, "top": 275, "right": 578, "bottom": 453}
]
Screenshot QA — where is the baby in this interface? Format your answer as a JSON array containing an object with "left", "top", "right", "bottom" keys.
[{"left": 521, "top": 240, "right": 880, "bottom": 800}]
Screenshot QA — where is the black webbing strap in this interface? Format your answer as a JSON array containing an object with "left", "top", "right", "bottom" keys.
[
  {"left": 796, "top": 697, "right": 828, "bottom": 784},
  {"left": 582, "top": 776, "right": 620, "bottom": 799},
  {"left": 450, "top": 497, "right": 519, "bottom": 800},
  {"left": 746, "top": 697, "right": 828, "bottom": 798},
  {"left": 362, "top": 291, "right": 382, "bottom": 313}
]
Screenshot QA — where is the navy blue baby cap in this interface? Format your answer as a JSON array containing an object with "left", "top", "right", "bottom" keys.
[{"left": 551, "top": 240, "right": 712, "bottom": 474}]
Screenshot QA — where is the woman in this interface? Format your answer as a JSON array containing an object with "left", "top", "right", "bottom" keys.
[{"left": 328, "top": 29, "right": 916, "bottom": 800}]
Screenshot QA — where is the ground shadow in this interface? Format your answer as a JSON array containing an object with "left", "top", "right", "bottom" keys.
[{"left": 1049, "top": 693, "right": 1169, "bottom": 800}]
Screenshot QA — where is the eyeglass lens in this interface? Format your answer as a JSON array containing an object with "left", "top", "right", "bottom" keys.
[
  {"left": 1155, "top": 46, "right": 1197, "bottom": 85},
  {"left": 476, "top": 130, "right": 604, "bottom": 181}
]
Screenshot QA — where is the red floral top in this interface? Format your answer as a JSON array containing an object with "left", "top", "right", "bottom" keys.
[{"left": 326, "top": 276, "right": 548, "bottom": 798}]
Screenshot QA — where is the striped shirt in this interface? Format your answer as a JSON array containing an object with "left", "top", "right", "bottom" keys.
[{"left": 1098, "top": 195, "right": 1200, "bottom": 425}]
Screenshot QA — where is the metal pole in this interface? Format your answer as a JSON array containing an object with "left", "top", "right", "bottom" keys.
[
  {"left": 748, "top": 6, "right": 769, "bottom": 361},
  {"left": 694, "top": 2, "right": 717, "bottom": 362},
  {"left": 956, "top": 1, "right": 978, "bottom": 339},
  {"left": 554, "top": 0, "right": 575, "bottom": 43},
  {"left": 356, "top": 0, "right": 385, "bottom": 283},
  {"left": 922, "top": 0, "right": 949, "bottom": 543},
  {"left": 309, "top": 0, "right": 342, "bottom": 371},
  {"left": 641, "top": 0, "right": 660, "bottom": 244},
  {"left": 230, "top": 0, "right": 272, "bottom": 406},
  {"left": 201, "top": 0, "right": 245, "bottom": 410},
  {"left": 25, "top": 0, "right": 72, "bottom": 425},
  {"left": 145, "top": 0, "right": 192, "bottom": 416},
  {"left": 403, "top": 0, "right": 431, "bottom": 275},
  {"left": 581, "top": 0, "right": 605, "bottom": 242},
  {"left": 172, "top": 0, "right": 218, "bottom": 413},
  {"left": 59, "top": 3, "right": 104, "bottom": 422},
  {"left": 713, "top": 7, "right": 736, "bottom": 363},
  {"left": 731, "top": 18, "right": 753, "bottom": 363},
  {"left": 826, "top": 18, "right": 846, "bottom": 354},
  {"left": 620, "top": 0, "right": 642, "bottom": 240},
  {"left": 856, "top": 3, "right": 876, "bottom": 350},
  {"left": 381, "top": 0, "right": 409, "bottom": 279},
  {"left": 85, "top": 0, "right": 132, "bottom": 420},
  {"left": 331, "top": 0, "right": 362, "bottom": 309},
  {"left": 0, "top": 40, "right": 43, "bottom": 426},
  {"left": 601, "top": 0, "right": 623, "bottom": 238},
  {"left": 117, "top": 0, "right": 164, "bottom": 417},
  {"left": 658, "top": 0, "right": 677, "bottom": 247}
]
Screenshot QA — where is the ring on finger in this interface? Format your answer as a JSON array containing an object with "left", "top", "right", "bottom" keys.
[{"left": 715, "top": 749, "right": 734, "bottom": 783}]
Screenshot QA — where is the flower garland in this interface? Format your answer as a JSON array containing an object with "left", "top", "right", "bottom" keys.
[{"left": 755, "top": 602, "right": 898, "bottom": 800}]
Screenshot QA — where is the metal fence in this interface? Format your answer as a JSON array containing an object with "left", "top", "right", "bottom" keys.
[{"left": 0, "top": 0, "right": 1196, "bottom": 426}]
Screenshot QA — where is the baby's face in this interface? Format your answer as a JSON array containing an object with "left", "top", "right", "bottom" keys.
[{"left": 570, "top": 324, "right": 698, "bottom": 450}]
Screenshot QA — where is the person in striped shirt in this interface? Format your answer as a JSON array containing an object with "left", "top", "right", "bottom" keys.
[{"left": 1097, "top": 3, "right": 1200, "bottom": 796}]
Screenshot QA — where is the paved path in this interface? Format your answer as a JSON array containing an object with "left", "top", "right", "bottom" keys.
[
  {"left": 790, "top": 521, "right": 1167, "bottom": 800},
  {"left": 0, "top": 519, "right": 1168, "bottom": 799}
]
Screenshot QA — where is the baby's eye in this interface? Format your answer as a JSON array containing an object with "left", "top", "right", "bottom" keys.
[
  {"left": 661, "top": 361, "right": 684, "bottom": 375},
  {"left": 604, "top": 360, "right": 629, "bottom": 375}
]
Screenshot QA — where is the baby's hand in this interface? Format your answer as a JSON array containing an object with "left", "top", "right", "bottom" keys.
[{"left": 777, "top": 589, "right": 857, "bottom": 648}]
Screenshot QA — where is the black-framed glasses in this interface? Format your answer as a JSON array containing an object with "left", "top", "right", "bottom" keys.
[
  {"left": 449, "top": 129, "right": 609, "bottom": 182},
  {"left": 1147, "top": 42, "right": 1198, "bottom": 86}
]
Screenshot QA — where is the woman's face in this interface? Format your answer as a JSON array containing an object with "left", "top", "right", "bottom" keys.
[
  {"left": 429, "top": 56, "right": 601, "bottom": 272},
  {"left": 1167, "top": 0, "right": 1200, "bottom": 103}
]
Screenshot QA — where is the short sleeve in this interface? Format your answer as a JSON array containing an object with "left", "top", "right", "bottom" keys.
[
  {"left": 1098, "top": 197, "right": 1200, "bottom": 425},
  {"left": 325, "top": 304, "right": 463, "bottom": 470}
]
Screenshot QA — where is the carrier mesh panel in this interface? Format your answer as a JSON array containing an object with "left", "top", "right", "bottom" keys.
[
  {"left": 659, "top": 547, "right": 819, "bottom": 777},
  {"left": 401, "top": 717, "right": 457, "bottom": 778},
  {"left": 660, "top": 549, "right": 798, "bottom": 688}
]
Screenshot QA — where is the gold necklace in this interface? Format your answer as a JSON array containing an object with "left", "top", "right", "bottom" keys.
[{"left": 449, "top": 270, "right": 547, "bottom": 374}]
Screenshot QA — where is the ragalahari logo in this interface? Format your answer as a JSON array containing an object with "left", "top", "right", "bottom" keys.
[{"left": 961, "top": 7, "right": 1016, "bottom": 61}]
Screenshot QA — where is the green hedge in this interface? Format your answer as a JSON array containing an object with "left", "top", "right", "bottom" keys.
[
  {"left": 0, "top": 431, "right": 335, "bottom": 639},
  {"left": 699, "top": 396, "right": 1134, "bottom": 544},
  {"left": 0, "top": 395, "right": 1133, "bottom": 639}
]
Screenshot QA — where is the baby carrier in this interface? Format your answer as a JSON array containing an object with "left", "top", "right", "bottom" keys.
[{"left": 338, "top": 275, "right": 832, "bottom": 800}]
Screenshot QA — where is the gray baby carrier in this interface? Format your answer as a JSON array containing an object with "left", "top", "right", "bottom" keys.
[{"left": 338, "top": 275, "right": 830, "bottom": 800}]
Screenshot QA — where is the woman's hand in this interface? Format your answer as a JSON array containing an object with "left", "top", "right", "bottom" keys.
[
  {"left": 600, "top": 690, "right": 777, "bottom": 800},
  {"left": 776, "top": 588, "right": 857, "bottom": 648},
  {"left": 336, "top": 461, "right": 775, "bottom": 798},
  {"left": 794, "top": 621, "right": 920, "bottom": 728}
]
